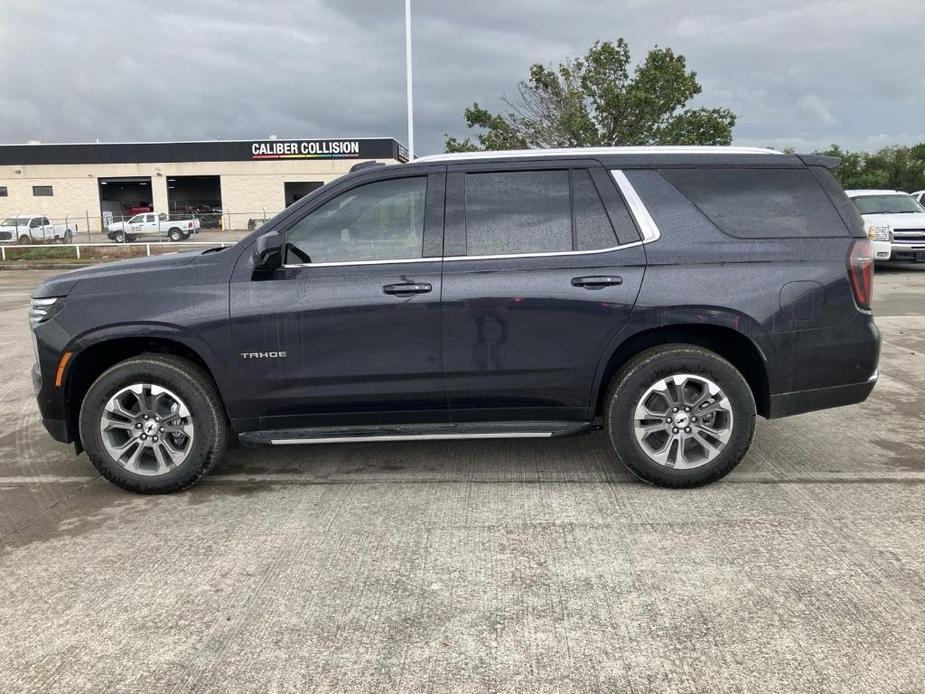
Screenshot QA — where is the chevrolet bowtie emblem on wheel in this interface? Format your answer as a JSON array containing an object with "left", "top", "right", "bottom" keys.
[{"left": 240, "top": 351, "right": 287, "bottom": 359}]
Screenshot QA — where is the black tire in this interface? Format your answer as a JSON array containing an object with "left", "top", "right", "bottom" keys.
[
  {"left": 168, "top": 228, "right": 183, "bottom": 242},
  {"left": 78, "top": 354, "right": 227, "bottom": 493},
  {"left": 604, "top": 344, "right": 756, "bottom": 488},
  {"left": 114, "top": 230, "right": 126, "bottom": 243},
  {"left": 18, "top": 234, "right": 31, "bottom": 245}
]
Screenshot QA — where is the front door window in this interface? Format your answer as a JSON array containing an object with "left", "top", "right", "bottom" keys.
[{"left": 284, "top": 177, "right": 427, "bottom": 264}]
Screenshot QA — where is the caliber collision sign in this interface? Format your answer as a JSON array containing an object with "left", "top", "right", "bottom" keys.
[
  {"left": 0, "top": 138, "right": 406, "bottom": 165},
  {"left": 250, "top": 140, "right": 362, "bottom": 160}
]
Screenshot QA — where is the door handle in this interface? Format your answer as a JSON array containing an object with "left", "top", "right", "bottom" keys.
[
  {"left": 383, "top": 282, "right": 432, "bottom": 296},
  {"left": 571, "top": 275, "right": 623, "bottom": 289}
]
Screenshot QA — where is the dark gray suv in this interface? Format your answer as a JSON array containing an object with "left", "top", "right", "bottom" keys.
[{"left": 31, "top": 146, "right": 880, "bottom": 493}]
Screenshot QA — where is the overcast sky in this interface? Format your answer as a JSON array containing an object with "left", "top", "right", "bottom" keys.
[{"left": 1, "top": 0, "right": 922, "bottom": 155}]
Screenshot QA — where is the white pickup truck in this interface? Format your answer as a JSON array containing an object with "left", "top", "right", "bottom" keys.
[
  {"left": 0, "top": 215, "right": 75, "bottom": 244},
  {"left": 106, "top": 213, "right": 201, "bottom": 243},
  {"left": 846, "top": 189, "right": 925, "bottom": 263}
]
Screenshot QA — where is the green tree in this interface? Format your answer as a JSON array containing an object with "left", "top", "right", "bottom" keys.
[
  {"left": 444, "top": 39, "right": 736, "bottom": 152},
  {"left": 817, "top": 144, "right": 925, "bottom": 191}
]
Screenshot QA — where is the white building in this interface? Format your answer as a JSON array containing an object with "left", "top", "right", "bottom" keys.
[{"left": 0, "top": 138, "right": 408, "bottom": 232}]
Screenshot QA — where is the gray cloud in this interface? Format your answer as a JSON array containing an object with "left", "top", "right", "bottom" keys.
[{"left": 0, "top": 0, "right": 922, "bottom": 155}]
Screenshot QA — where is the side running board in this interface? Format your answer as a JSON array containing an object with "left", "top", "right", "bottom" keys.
[{"left": 238, "top": 421, "right": 592, "bottom": 447}]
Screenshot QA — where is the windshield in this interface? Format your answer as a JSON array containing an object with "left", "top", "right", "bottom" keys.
[
  {"left": 851, "top": 194, "right": 925, "bottom": 215},
  {"left": 0, "top": 217, "right": 29, "bottom": 227}
]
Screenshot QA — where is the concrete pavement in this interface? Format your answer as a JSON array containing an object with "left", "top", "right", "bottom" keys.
[{"left": 0, "top": 265, "right": 923, "bottom": 693}]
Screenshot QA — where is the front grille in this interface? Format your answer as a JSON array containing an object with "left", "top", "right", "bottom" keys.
[
  {"left": 893, "top": 228, "right": 925, "bottom": 241},
  {"left": 0, "top": 231, "right": 11, "bottom": 241}
]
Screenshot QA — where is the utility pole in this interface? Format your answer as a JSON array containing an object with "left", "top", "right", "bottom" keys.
[{"left": 405, "top": 0, "right": 414, "bottom": 159}]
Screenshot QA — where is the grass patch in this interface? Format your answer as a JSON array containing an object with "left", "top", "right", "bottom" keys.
[{"left": 3, "top": 246, "right": 77, "bottom": 261}]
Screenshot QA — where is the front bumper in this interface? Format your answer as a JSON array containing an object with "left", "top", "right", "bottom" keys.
[
  {"left": 33, "top": 358, "right": 73, "bottom": 443},
  {"left": 872, "top": 239, "right": 891, "bottom": 261},
  {"left": 41, "top": 416, "right": 71, "bottom": 443},
  {"left": 890, "top": 242, "right": 925, "bottom": 262}
]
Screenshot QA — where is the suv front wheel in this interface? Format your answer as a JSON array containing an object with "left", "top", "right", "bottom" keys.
[
  {"left": 605, "top": 345, "right": 756, "bottom": 487},
  {"left": 78, "top": 355, "right": 227, "bottom": 493}
]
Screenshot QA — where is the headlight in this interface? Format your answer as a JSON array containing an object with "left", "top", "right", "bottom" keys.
[
  {"left": 867, "top": 224, "right": 892, "bottom": 242},
  {"left": 29, "top": 296, "right": 65, "bottom": 329}
]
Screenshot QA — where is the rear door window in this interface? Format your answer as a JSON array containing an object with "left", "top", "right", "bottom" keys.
[
  {"left": 660, "top": 168, "right": 848, "bottom": 238},
  {"left": 572, "top": 169, "right": 622, "bottom": 250},
  {"left": 464, "top": 170, "right": 572, "bottom": 256},
  {"left": 460, "top": 168, "right": 628, "bottom": 256}
]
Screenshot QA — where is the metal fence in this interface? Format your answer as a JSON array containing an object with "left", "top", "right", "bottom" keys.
[
  {"left": 0, "top": 241, "right": 234, "bottom": 262},
  {"left": 0, "top": 210, "right": 281, "bottom": 244}
]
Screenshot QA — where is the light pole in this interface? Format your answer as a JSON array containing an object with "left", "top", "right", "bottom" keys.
[{"left": 404, "top": 0, "right": 414, "bottom": 159}]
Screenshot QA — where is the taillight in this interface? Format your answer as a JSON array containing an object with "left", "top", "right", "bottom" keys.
[
  {"left": 188, "top": 222, "right": 193, "bottom": 229},
  {"left": 847, "top": 239, "right": 874, "bottom": 310}
]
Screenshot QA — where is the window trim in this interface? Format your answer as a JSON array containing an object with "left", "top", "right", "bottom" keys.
[
  {"left": 283, "top": 255, "right": 438, "bottom": 269},
  {"left": 32, "top": 185, "right": 54, "bottom": 197},
  {"left": 610, "top": 170, "right": 660, "bottom": 243},
  {"left": 281, "top": 168, "right": 660, "bottom": 268}
]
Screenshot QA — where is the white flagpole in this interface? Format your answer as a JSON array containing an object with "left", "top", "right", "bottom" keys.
[{"left": 404, "top": 0, "right": 414, "bottom": 159}]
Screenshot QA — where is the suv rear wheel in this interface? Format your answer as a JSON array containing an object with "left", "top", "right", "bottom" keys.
[
  {"left": 605, "top": 345, "right": 756, "bottom": 487},
  {"left": 78, "top": 355, "right": 227, "bottom": 493}
]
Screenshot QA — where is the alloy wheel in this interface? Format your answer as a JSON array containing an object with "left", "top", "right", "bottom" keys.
[
  {"left": 632, "top": 373, "right": 734, "bottom": 469},
  {"left": 99, "top": 383, "right": 195, "bottom": 476}
]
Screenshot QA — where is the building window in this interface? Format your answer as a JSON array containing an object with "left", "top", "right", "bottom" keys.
[
  {"left": 32, "top": 185, "right": 54, "bottom": 197},
  {"left": 0, "top": 186, "right": 7, "bottom": 197}
]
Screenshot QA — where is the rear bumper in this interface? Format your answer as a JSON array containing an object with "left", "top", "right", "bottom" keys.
[{"left": 768, "top": 371, "right": 878, "bottom": 418}]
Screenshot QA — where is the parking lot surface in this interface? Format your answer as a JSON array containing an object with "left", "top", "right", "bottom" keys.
[{"left": 1, "top": 265, "right": 924, "bottom": 693}]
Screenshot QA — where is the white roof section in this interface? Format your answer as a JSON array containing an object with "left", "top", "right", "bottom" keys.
[
  {"left": 415, "top": 145, "right": 784, "bottom": 163},
  {"left": 844, "top": 189, "right": 904, "bottom": 197},
  {"left": 0, "top": 136, "right": 400, "bottom": 147}
]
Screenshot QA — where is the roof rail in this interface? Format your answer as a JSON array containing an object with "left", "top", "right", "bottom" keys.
[
  {"left": 415, "top": 146, "right": 783, "bottom": 163},
  {"left": 350, "top": 161, "right": 387, "bottom": 173}
]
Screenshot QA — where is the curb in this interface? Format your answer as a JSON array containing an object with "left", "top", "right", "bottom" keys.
[{"left": 0, "top": 263, "right": 95, "bottom": 271}]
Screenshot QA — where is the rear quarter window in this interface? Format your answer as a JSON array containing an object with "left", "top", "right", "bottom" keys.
[{"left": 660, "top": 168, "right": 849, "bottom": 238}]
